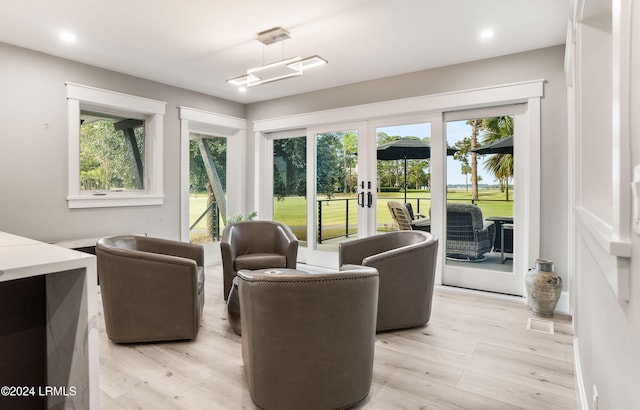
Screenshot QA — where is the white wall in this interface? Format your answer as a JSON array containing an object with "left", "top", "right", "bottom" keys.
[
  {"left": 0, "top": 42, "right": 244, "bottom": 243},
  {"left": 569, "top": 0, "right": 640, "bottom": 407},
  {"left": 246, "top": 45, "right": 570, "bottom": 295}
]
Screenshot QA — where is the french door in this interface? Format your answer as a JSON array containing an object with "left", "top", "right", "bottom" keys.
[
  {"left": 305, "top": 122, "right": 372, "bottom": 267},
  {"left": 439, "top": 105, "right": 532, "bottom": 296},
  {"left": 266, "top": 118, "right": 441, "bottom": 269},
  {"left": 371, "top": 117, "right": 437, "bottom": 235}
]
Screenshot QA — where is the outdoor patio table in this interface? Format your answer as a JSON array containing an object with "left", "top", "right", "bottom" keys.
[
  {"left": 501, "top": 223, "right": 514, "bottom": 263},
  {"left": 486, "top": 216, "right": 514, "bottom": 253}
]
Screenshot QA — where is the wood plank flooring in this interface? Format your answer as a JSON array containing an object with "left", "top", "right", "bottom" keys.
[{"left": 99, "top": 261, "right": 577, "bottom": 409}]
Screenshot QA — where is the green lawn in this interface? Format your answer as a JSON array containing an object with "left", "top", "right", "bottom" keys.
[
  {"left": 190, "top": 188, "right": 513, "bottom": 242},
  {"left": 445, "top": 189, "right": 514, "bottom": 218},
  {"left": 189, "top": 193, "right": 225, "bottom": 243}
]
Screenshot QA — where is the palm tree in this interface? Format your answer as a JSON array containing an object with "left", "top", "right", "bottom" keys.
[
  {"left": 468, "top": 119, "right": 482, "bottom": 202},
  {"left": 480, "top": 116, "right": 514, "bottom": 200},
  {"left": 482, "top": 116, "right": 513, "bottom": 143},
  {"left": 484, "top": 153, "right": 513, "bottom": 200}
]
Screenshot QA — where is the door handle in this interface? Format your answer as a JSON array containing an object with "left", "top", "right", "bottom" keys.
[
  {"left": 358, "top": 191, "right": 365, "bottom": 208},
  {"left": 367, "top": 192, "right": 373, "bottom": 208}
]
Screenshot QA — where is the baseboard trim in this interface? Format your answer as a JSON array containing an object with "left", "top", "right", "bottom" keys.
[
  {"left": 556, "top": 290, "right": 571, "bottom": 316},
  {"left": 435, "top": 284, "right": 525, "bottom": 304},
  {"left": 573, "top": 337, "right": 588, "bottom": 410}
]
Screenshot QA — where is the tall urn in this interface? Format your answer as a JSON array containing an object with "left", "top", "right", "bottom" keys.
[{"left": 525, "top": 259, "right": 562, "bottom": 317}]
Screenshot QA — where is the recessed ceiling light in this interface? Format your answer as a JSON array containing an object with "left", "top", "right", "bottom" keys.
[
  {"left": 480, "top": 29, "right": 494, "bottom": 40},
  {"left": 59, "top": 31, "right": 77, "bottom": 44}
]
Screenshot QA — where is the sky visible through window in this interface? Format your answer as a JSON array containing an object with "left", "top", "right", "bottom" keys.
[{"left": 378, "top": 122, "right": 493, "bottom": 186}]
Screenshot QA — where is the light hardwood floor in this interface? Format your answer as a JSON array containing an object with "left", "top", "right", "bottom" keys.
[{"left": 99, "top": 261, "right": 577, "bottom": 409}]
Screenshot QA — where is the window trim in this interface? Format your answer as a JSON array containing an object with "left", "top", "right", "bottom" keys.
[
  {"left": 178, "top": 106, "right": 247, "bottom": 241},
  {"left": 66, "top": 83, "right": 166, "bottom": 208}
]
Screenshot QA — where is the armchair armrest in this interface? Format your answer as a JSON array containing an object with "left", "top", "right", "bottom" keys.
[
  {"left": 219, "top": 228, "right": 238, "bottom": 301},
  {"left": 273, "top": 223, "right": 299, "bottom": 250},
  {"left": 360, "top": 242, "right": 429, "bottom": 270},
  {"left": 138, "top": 237, "right": 204, "bottom": 266},
  {"left": 338, "top": 231, "right": 430, "bottom": 266},
  {"left": 339, "top": 235, "right": 392, "bottom": 266},
  {"left": 482, "top": 220, "right": 495, "bottom": 231},
  {"left": 479, "top": 220, "right": 496, "bottom": 244},
  {"left": 220, "top": 227, "right": 237, "bottom": 263}
]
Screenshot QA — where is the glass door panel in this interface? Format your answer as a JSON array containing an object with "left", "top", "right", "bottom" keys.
[
  {"left": 189, "top": 134, "right": 227, "bottom": 244},
  {"left": 313, "top": 130, "right": 359, "bottom": 253},
  {"left": 375, "top": 122, "right": 432, "bottom": 234},
  {"left": 273, "top": 136, "right": 307, "bottom": 248},
  {"left": 444, "top": 115, "right": 518, "bottom": 293}
]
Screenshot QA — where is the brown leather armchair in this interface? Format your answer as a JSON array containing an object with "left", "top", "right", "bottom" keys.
[
  {"left": 238, "top": 266, "right": 379, "bottom": 410},
  {"left": 96, "top": 235, "right": 205, "bottom": 343},
  {"left": 220, "top": 220, "right": 298, "bottom": 300},
  {"left": 339, "top": 230, "right": 439, "bottom": 332}
]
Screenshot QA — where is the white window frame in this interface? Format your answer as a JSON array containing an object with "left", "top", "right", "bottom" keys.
[
  {"left": 66, "top": 82, "right": 166, "bottom": 208},
  {"left": 178, "top": 106, "right": 246, "bottom": 242}
]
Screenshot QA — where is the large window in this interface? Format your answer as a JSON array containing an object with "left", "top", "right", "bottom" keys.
[
  {"left": 66, "top": 83, "right": 166, "bottom": 208},
  {"left": 80, "top": 110, "right": 145, "bottom": 192}
]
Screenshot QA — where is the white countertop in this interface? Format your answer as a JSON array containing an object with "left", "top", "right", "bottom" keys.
[{"left": 0, "top": 231, "right": 95, "bottom": 282}]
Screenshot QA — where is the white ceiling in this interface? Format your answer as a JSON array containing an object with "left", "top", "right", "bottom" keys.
[{"left": 0, "top": 0, "right": 570, "bottom": 104}]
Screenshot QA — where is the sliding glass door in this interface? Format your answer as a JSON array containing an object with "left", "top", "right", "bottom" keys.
[{"left": 441, "top": 106, "right": 526, "bottom": 296}]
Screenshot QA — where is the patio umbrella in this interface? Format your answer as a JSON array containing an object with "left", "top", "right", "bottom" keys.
[
  {"left": 377, "top": 138, "right": 431, "bottom": 161},
  {"left": 377, "top": 138, "right": 459, "bottom": 202},
  {"left": 377, "top": 138, "right": 429, "bottom": 202},
  {"left": 471, "top": 135, "right": 514, "bottom": 155}
]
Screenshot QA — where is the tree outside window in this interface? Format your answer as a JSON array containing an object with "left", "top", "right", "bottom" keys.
[{"left": 79, "top": 110, "right": 145, "bottom": 191}]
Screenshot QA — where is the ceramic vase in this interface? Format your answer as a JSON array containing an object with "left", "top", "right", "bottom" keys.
[{"left": 525, "top": 259, "right": 562, "bottom": 317}]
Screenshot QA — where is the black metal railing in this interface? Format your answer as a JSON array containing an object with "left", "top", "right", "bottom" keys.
[
  {"left": 316, "top": 196, "right": 431, "bottom": 243},
  {"left": 317, "top": 198, "right": 358, "bottom": 243},
  {"left": 315, "top": 195, "right": 511, "bottom": 243},
  {"left": 190, "top": 201, "right": 221, "bottom": 241}
]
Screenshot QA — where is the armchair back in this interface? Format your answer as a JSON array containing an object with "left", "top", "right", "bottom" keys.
[
  {"left": 96, "top": 235, "right": 205, "bottom": 343},
  {"left": 220, "top": 221, "right": 299, "bottom": 300},
  {"left": 339, "top": 231, "right": 438, "bottom": 331}
]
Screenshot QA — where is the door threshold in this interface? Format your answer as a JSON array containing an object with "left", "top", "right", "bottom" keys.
[{"left": 436, "top": 284, "right": 524, "bottom": 303}]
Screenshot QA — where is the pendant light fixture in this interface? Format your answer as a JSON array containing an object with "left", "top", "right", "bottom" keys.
[{"left": 227, "top": 27, "right": 327, "bottom": 89}]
